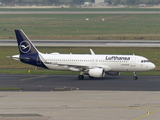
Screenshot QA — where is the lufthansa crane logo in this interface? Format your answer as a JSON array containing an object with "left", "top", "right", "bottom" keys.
[{"left": 19, "top": 41, "right": 31, "bottom": 53}]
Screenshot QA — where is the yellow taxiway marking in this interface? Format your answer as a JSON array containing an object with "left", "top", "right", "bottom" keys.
[
  {"left": 81, "top": 100, "right": 160, "bottom": 120},
  {"left": 20, "top": 75, "right": 47, "bottom": 81},
  {"left": 132, "top": 107, "right": 151, "bottom": 120},
  {"left": 132, "top": 105, "right": 160, "bottom": 120}
]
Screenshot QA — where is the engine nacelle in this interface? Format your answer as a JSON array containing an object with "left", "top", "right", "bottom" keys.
[
  {"left": 88, "top": 68, "right": 105, "bottom": 78},
  {"left": 105, "top": 72, "right": 120, "bottom": 76}
]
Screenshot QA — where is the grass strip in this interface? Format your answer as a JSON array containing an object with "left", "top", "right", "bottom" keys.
[
  {"left": 1, "top": 14, "right": 160, "bottom": 40},
  {"left": 0, "top": 87, "right": 21, "bottom": 90},
  {"left": 0, "top": 69, "right": 79, "bottom": 75}
]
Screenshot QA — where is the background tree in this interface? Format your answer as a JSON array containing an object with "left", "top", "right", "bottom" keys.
[
  {"left": 2, "top": 0, "right": 160, "bottom": 5},
  {"left": 73, "top": 0, "right": 83, "bottom": 4},
  {"left": 126, "top": 0, "right": 134, "bottom": 5},
  {"left": 50, "top": 0, "right": 59, "bottom": 4}
]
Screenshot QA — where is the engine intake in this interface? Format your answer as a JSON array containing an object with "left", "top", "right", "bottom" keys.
[{"left": 88, "top": 68, "right": 105, "bottom": 78}]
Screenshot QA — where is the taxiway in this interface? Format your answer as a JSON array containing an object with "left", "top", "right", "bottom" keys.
[
  {"left": 1, "top": 40, "right": 160, "bottom": 47},
  {"left": 0, "top": 74, "right": 160, "bottom": 91},
  {"left": 1, "top": 11, "right": 160, "bottom": 14}
]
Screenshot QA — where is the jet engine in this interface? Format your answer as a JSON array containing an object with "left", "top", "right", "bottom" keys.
[
  {"left": 88, "top": 68, "right": 105, "bottom": 78},
  {"left": 105, "top": 72, "right": 120, "bottom": 76}
]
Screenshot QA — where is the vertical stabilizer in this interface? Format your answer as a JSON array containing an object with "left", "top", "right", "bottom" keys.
[
  {"left": 14, "top": 30, "right": 47, "bottom": 69},
  {"left": 15, "top": 30, "right": 39, "bottom": 55}
]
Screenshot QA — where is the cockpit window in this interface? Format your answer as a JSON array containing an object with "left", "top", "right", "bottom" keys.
[{"left": 141, "top": 60, "right": 150, "bottom": 63}]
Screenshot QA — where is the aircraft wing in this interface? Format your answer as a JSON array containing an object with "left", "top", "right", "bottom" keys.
[
  {"left": 45, "top": 62, "right": 89, "bottom": 70},
  {"left": 45, "top": 62, "right": 110, "bottom": 71}
]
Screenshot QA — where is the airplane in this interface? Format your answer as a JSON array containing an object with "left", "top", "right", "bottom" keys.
[{"left": 11, "top": 29, "right": 156, "bottom": 80}]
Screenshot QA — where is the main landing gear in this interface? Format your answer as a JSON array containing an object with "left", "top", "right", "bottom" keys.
[
  {"left": 133, "top": 72, "right": 138, "bottom": 80},
  {"left": 78, "top": 75, "right": 84, "bottom": 80},
  {"left": 78, "top": 71, "right": 84, "bottom": 80}
]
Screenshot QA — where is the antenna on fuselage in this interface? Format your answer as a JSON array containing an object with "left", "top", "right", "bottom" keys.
[{"left": 90, "top": 49, "right": 95, "bottom": 55}]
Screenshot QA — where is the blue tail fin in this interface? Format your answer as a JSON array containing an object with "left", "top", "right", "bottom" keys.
[
  {"left": 15, "top": 30, "right": 39, "bottom": 55},
  {"left": 14, "top": 30, "right": 48, "bottom": 69}
]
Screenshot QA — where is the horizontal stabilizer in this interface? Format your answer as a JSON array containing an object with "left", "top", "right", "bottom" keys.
[{"left": 10, "top": 55, "right": 20, "bottom": 61}]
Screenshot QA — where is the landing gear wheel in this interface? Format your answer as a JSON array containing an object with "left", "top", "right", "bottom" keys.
[
  {"left": 78, "top": 75, "right": 84, "bottom": 80},
  {"left": 133, "top": 76, "right": 138, "bottom": 80}
]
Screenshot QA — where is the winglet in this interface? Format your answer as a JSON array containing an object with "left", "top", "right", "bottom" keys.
[{"left": 90, "top": 49, "right": 95, "bottom": 55}]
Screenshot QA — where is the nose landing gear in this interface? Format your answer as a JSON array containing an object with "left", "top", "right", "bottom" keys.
[{"left": 133, "top": 72, "right": 138, "bottom": 80}]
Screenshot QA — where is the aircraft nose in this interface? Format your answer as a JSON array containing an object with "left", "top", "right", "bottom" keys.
[{"left": 149, "top": 63, "right": 156, "bottom": 70}]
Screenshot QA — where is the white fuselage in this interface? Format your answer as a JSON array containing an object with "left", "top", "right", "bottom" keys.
[{"left": 40, "top": 53, "right": 155, "bottom": 72}]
